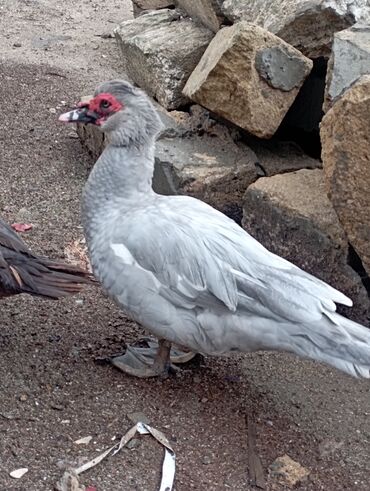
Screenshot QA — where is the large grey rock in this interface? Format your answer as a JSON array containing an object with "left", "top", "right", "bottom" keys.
[
  {"left": 132, "top": 0, "right": 175, "bottom": 17},
  {"left": 243, "top": 169, "right": 370, "bottom": 325},
  {"left": 133, "top": 0, "right": 174, "bottom": 9},
  {"left": 221, "top": 0, "right": 370, "bottom": 58},
  {"left": 324, "top": 25, "right": 370, "bottom": 111},
  {"left": 114, "top": 9, "right": 213, "bottom": 109},
  {"left": 321, "top": 75, "right": 370, "bottom": 276},
  {"left": 175, "top": 0, "right": 224, "bottom": 32},
  {"left": 183, "top": 22, "right": 312, "bottom": 138}
]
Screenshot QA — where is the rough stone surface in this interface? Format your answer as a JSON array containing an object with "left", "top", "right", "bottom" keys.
[
  {"left": 175, "top": 0, "right": 224, "bottom": 32},
  {"left": 220, "top": 0, "right": 370, "bottom": 58},
  {"left": 269, "top": 455, "right": 310, "bottom": 488},
  {"left": 158, "top": 103, "right": 217, "bottom": 138},
  {"left": 324, "top": 25, "right": 370, "bottom": 111},
  {"left": 321, "top": 75, "right": 370, "bottom": 276},
  {"left": 183, "top": 22, "right": 312, "bottom": 138},
  {"left": 255, "top": 45, "right": 312, "bottom": 91},
  {"left": 243, "top": 169, "right": 370, "bottom": 324},
  {"left": 114, "top": 9, "right": 213, "bottom": 109},
  {"left": 133, "top": 0, "right": 174, "bottom": 9},
  {"left": 132, "top": 1, "right": 174, "bottom": 16}
]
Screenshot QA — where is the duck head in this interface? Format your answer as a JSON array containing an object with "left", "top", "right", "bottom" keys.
[{"left": 59, "top": 80, "right": 163, "bottom": 146}]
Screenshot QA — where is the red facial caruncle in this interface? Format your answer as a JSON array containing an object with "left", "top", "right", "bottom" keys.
[
  {"left": 59, "top": 92, "right": 124, "bottom": 126},
  {"left": 81, "top": 93, "right": 123, "bottom": 126}
]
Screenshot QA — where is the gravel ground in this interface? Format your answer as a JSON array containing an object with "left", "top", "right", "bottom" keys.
[{"left": 0, "top": 1, "right": 369, "bottom": 490}]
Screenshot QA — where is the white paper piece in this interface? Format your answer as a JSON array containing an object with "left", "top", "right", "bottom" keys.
[
  {"left": 10, "top": 468, "right": 28, "bottom": 479},
  {"left": 71, "top": 422, "right": 175, "bottom": 490}
]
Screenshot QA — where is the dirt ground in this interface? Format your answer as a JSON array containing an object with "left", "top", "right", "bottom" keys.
[{"left": 0, "top": 1, "right": 369, "bottom": 490}]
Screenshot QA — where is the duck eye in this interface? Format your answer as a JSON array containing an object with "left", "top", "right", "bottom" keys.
[{"left": 100, "top": 99, "right": 111, "bottom": 109}]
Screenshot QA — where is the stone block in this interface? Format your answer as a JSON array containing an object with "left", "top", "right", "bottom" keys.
[
  {"left": 243, "top": 169, "right": 370, "bottom": 324},
  {"left": 133, "top": 0, "right": 174, "bottom": 9},
  {"left": 183, "top": 23, "right": 312, "bottom": 138},
  {"left": 175, "top": 0, "right": 224, "bottom": 32},
  {"left": 114, "top": 9, "right": 213, "bottom": 109},
  {"left": 321, "top": 75, "right": 370, "bottom": 276},
  {"left": 324, "top": 25, "right": 370, "bottom": 111},
  {"left": 132, "top": 0, "right": 175, "bottom": 17},
  {"left": 221, "top": 0, "right": 370, "bottom": 58}
]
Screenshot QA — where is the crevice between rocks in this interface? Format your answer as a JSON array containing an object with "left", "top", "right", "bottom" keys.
[
  {"left": 347, "top": 244, "right": 370, "bottom": 297},
  {"left": 276, "top": 57, "right": 327, "bottom": 159}
]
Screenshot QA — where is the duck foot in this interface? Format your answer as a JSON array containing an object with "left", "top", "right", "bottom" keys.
[{"left": 111, "top": 338, "right": 195, "bottom": 378}]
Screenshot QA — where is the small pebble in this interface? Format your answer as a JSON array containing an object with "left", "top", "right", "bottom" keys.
[
  {"left": 126, "top": 438, "right": 141, "bottom": 450},
  {"left": 10, "top": 468, "right": 28, "bottom": 479},
  {"left": 74, "top": 435, "right": 93, "bottom": 445},
  {"left": 202, "top": 455, "right": 213, "bottom": 465}
]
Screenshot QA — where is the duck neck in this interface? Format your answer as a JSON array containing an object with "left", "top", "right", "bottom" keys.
[{"left": 82, "top": 140, "right": 156, "bottom": 229}]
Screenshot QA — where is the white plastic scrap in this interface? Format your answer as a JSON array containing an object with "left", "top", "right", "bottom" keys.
[{"left": 58, "top": 422, "right": 175, "bottom": 491}]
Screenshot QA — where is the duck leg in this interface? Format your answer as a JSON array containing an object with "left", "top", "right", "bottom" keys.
[{"left": 111, "top": 338, "right": 193, "bottom": 378}]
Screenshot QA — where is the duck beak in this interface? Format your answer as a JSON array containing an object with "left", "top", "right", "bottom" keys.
[
  {"left": 58, "top": 95, "right": 99, "bottom": 124},
  {"left": 59, "top": 103, "right": 99, "bottom": 125}
]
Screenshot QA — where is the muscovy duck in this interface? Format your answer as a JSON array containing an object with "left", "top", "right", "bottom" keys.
[
  {"left": 0, "top": 217, "right": 91, "bottom": 298},
  {"left": 59, "top": 80, "right": 370, "bottom": 378}
]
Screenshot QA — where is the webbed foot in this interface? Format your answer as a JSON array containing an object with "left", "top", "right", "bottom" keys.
[{"left": 111, "top": 338, "right": 195, "bottom": 378}]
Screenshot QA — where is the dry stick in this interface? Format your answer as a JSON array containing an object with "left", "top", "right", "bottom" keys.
[{"left": 246, "top": 413, "right": 266, "bottom": 489}]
